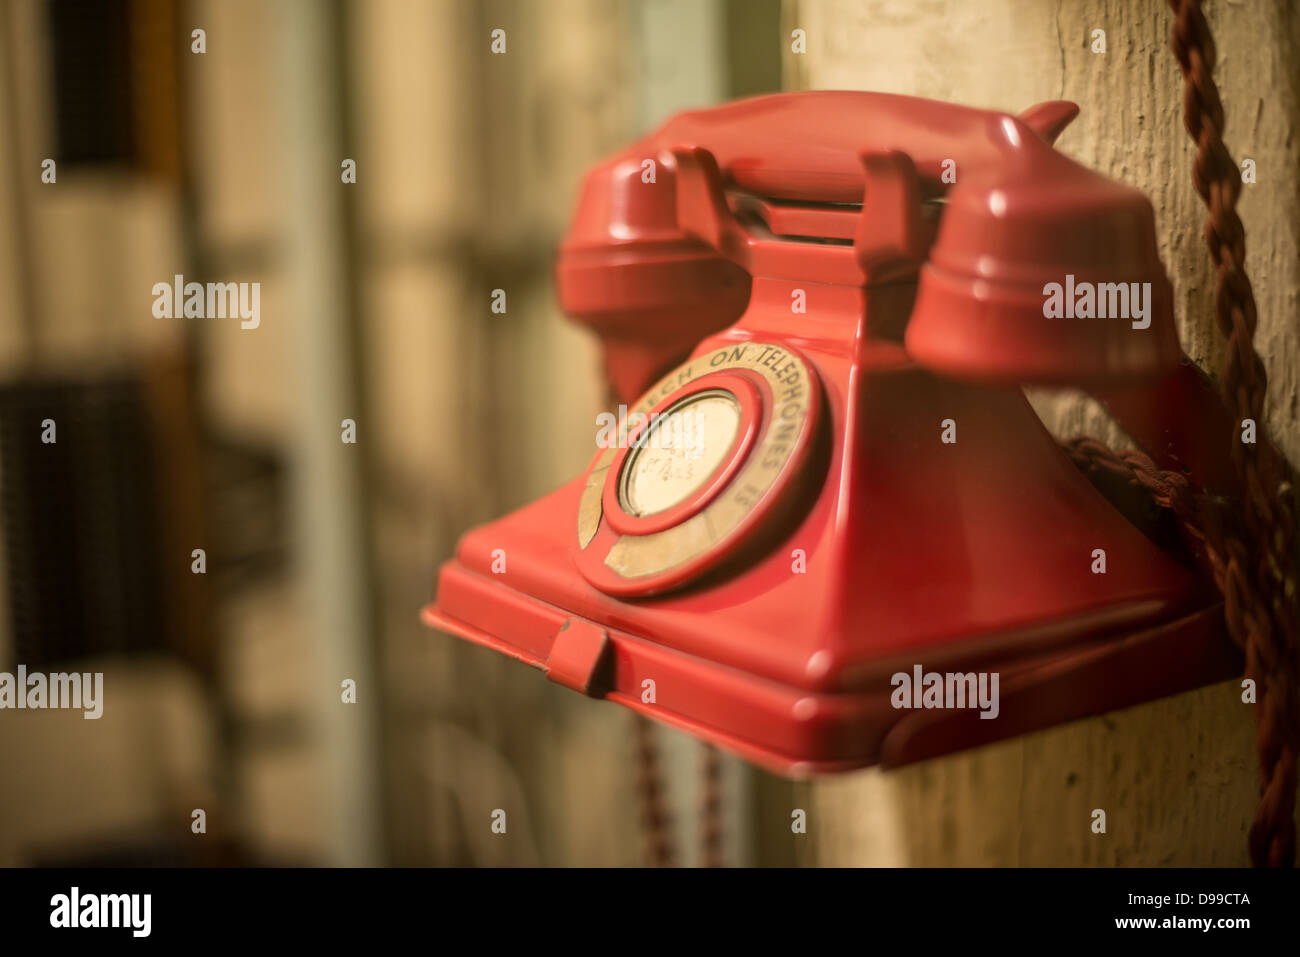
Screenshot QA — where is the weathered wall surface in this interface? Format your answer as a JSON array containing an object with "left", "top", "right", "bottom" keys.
[{"left": 786, "top": 0, "right": 1299, "bottom": 864}]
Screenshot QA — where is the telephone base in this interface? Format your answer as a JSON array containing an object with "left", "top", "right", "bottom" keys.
[{"left": 424, "top": 568, "right": 1238, "bottom": 775}]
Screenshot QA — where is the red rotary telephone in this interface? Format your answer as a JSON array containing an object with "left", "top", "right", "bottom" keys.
[{"left": 423, "top": 91, "right": 1240, "bottom": 774}]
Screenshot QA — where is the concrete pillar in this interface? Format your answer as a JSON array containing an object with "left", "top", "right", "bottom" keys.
[{"left": 785, "top": 0, "right": 1299, "bottom": 865}]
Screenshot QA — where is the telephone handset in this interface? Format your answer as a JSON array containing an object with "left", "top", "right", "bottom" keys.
[{"left": 425, "top": 92, "right": 1238, "bottom": 772}]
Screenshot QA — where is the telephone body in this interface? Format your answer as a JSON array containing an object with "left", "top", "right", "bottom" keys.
[{"left": 424, "top": 92, "right": 1240, "bottom": 773}]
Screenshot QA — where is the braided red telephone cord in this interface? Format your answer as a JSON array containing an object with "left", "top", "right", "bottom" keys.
[{"left": 1068, "top": 0, "right": 1298, "bottom": 867}]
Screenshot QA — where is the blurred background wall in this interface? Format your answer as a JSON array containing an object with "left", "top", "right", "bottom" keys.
[
  {"left": 0, "top": 0, "right": 1293, "bottom": 867},
  {"left": 0, "top": 0, "right": 795, "bottom": 867}
]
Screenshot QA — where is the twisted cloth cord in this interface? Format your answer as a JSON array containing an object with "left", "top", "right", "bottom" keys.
[
  {"left": 633, "top": 715, "right": 676, "bottom": 866},
  {"left": 1068, "top": 0, "right": 1298, "bottom": 867}
]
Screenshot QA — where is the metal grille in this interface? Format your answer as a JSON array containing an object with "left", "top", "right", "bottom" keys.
[{"left": 0, "top": 375, "right": 168, "bottom": 665}]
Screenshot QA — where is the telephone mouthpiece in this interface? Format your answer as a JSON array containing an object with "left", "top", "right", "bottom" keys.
[{"left": 905, "top": 119, "right": 1182, "bottom": 386}]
